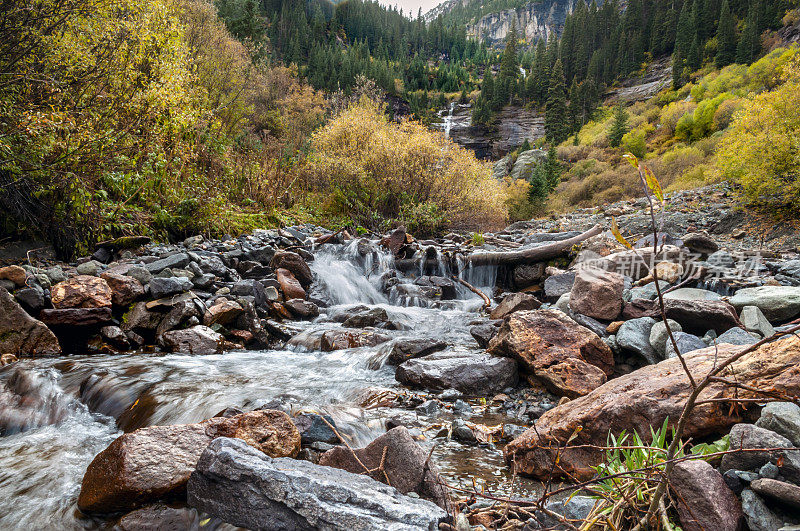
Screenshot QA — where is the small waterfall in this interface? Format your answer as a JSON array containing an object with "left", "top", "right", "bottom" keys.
[
  {"left": 310, "top": 240, "right": 391, "bottom": 306},
  {"left": 443, "top": 101, "right": 455, "bottom": 138}
]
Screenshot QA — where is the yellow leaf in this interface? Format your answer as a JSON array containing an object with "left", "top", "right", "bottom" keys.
[
  {"left": 611, "top": 217, "right": 632, "bottom": 249},
  {"left": 643, "top": 166, "right": 664, "bottom": 203},
  {"left": 623, "top": 152, "right": 639, "bottom": 168}
]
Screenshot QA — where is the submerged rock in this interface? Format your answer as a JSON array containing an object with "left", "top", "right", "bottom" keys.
[{"left": 187, "top": 437, "right": 446, "bottom": 530}]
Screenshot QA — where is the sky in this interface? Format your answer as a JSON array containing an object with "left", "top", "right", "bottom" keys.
[{"left": 378, "top": 0, "right": 445, "bottom": 17}]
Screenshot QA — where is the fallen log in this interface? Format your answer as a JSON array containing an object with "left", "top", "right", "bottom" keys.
[{"left": 465, "top": 224, "right": 603, "bottom": 267}]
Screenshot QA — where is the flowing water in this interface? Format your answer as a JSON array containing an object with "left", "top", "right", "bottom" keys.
[{"left": 0, "top": 240, "right": 537, "bottom": 529}]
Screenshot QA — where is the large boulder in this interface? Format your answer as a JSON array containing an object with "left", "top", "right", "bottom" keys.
[
  {"left": 51, "top": 275, "right": 112, "bottom": 309},
  {"left": 320, "top": 329, "right": 390, "bottom": 351},
  {"left": 271, "top": 251, "right": 313, "bottom": 288},
  {"left": 487, "top": 309, "right": 613, "bottom": 397},
  {"left": 670, "top": 459, "right": 745, "bottom": 531},
  {"left": 276, "top": 268, "right": 305, "bottom": 300},
  {"left": 395, "top": 351, "right": 518, "bottom": 395},
  {"left": 490, "top": 292, "right": 541, "bottom": 320},
  {"left": 100, "top": 272, "right": 144, "bottom": 306},
  {"left": 0, "top": 288, "right": 60, "bottom": 356},
  {"left": 568, "top": 268, "right": 624, "bottom": 320},
  {"left": 387, "top": 338, "right": 448, "bottom": 364},
  {"left": 78, "top": 410, "right": 300, "bottom": 513},
  {"left": 320, "top": 426, "right": 448, "bottom": 508},
  {"left": 202, "top": 298, "right": 242, "bottom": 326},
  {"left": 729, "top": 286, "right": 800, "bottom": 321},
  {"left": 504, "top": 336, "right": 800, "bottom": 481},
  {"left": 39, "top": 307, "right": 113, "bottom": 327},
  {"left": 159, "top": 325, "right": 224, "bottom": 355},
  {"left": 187, "top": 437, "right": 446, "bottom": 531},
  {"left": 664, "top": 298, "right": 743, "bottom": 334}
]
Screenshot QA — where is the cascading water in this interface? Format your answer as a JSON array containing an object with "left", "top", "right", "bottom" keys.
[
  {"left": 0, "top": 237, "right": 530, "bottom": 529},
  {"left": 443, "top": 101, "right": 456, "bottom": 138}
]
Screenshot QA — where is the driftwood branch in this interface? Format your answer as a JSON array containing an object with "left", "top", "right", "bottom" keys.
[{"left": 453, "top": 275, "right": 491, "bottom": 311}]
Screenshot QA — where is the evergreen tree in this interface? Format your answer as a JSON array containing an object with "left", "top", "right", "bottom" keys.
[
  {"left": 716, "top": 0, "right": 738, "bottom": 67},
  {"left": 609, "top": 103, "right": 629, "bottom": 148},
  {"left": 736, "top": 3, "right": 760, "bottom": 64},
  {"left": 545, "top": 59, "right": 569, "bottom": 144}
]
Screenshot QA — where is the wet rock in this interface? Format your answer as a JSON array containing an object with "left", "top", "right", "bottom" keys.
[
  {"left": 648, "top": 319, "right": 682, "bottom": 357},
  {"left": 159, "top": 325, "right": 224, "bottom": 355},
  {"left": 568, "top": 268, "right": 624, "bottom": 320},
  {"left": 0, "top": 288, "right": 61, "bottom": 356},
  {"left": 490, "top": 292, "right": 541, "bottom": 320},
  {"left": 740, "top": 489, "right": 785, "bottom": 531},
  {"left": 387, "top": 338, "right": 448, "bottom": 364},
  {"left": 670, "top": 458, "right": 745, "bottom": 531},
  {"left": 51, "top": 275, "right": 111, "bottom": 309},
  {"left": 99, "top": 272, "right": 144, "bottom": 306},
  {"left": 0, "top": 353, "right": 18, "bottom": 366},
  {"left": 716, "top": 327, "right": 759, "bottom": 345},
  {"left": 0, "top": 265, "right": 27, "bottom": 286},
  {"left": 740, "top": 305, "right": 774, "bottom": 337},
  {"left": 512, "top": 263, "right": 546, "bottom": 289},
  {"left": 203, "top": 298, "right": 242, "bottom": 326},
  {"left": 470, "top": 323, "right": 498, "bottom": 348},
  {"left": 282, "top": 299, "right": 320, "bottom": 319},
  {"left": 395, "top": 351, "right": 518, "bottom": 395},
  {"left": 755, "top": 402, "right": 800, "bottom": 447},
  {"left": 188, "top": 437, "right": 446, "bottom": 530},
  {"left": 750, "top": 478, "right": 800, "bottom": 510},
  {"left": 271, "top": 251, "right": 313, "bottom": 287},
  {"left": 78, "top": 411, "right": 300, "bottom": 513},
  {"left": 381, "top": 226, "right": 408, "bottom": 257},
  {"left": 451, "top": 418, "right": 476, "bottom": 442},
  {"left": 682, "top": 232, "right": 719, "bottom": 255},
  {"left": 100, "top": 326, "right": 130, "bottom": 350},
  {"left": 144, "top": 253, "right": 190, "bottom": 274},
  {"left": 320, "top": 426, "right": 448, "bottom": 508},
  {"left": 320, "top": 329, "right": 390, "bottom": 351},
  {"left": 276, "top": 268, "right": 305, "bottom": 300},
  {"left": 664, "top": 331, "right": 707, "bottom": 358},
  {"left": 488, "top": 309, "right": 613, "bottom": 397},
  {"left": 453, "top": 399, "right": 473, "bottom": 415},
  {"left": 293, "top": 413, "right": 338, "bottom": 445},
  {"left": 729, "top": 286, "right": 800, "bottom": 321},
  {"left": 40, "top": 307, "right": 113, "bottom": 327},
  {"left": 504, "top": 336, "right": 800, "bottom": 481},
  {"left": 116, "top": 504, "right": 205, "bottom": 531},
  {"left": 721, "top": 424, "right": 800, "bottom": 483},
  {"left": 342, "top": 307, "right": 390, "bottom": 328},
  {"left": 543, "top": 272, "right": 575, "bottom": 300},
  {"left": 616, "top": 317, "right": 658, "bottom": 364},
  {"left": 148, "top": 277, "right": 193, "bottom": 299},
  {"left": 415, "top": 276, "right": 457, "bottom": 300},
  {"left": 663, "top": 298, "right": 743, "bottom": 334},
  {"left": 416, "top": 400, "right": 440, "bottom": 417}
]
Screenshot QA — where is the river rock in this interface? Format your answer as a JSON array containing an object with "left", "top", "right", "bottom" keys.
[
  {"left": 387, "top": 338, "right": 447, "bottom": 364},
  {"left": 0, "top": 287, "right": 61, "bottom": 356},
  {"left": 720, "top": 423, "right": 800, "bottom": 483},
  {"left": 544, "top": 272, "right": 575, "bottom": 300},
  {"left": 40, "top": 307, "right": 113, "bottom": 327},
  {"left": 487, "top": 309, "right": 613, "bottom": 397},
  {"left": 470, "top": 323, "right": 498, "bottom": 348},
  {"left": 663, "top": 288, "right": 721, "bottom": 301},
  {"left": 0, "top": 353, "right": 17, "bottom": 366},
  {"left": 148, "top": 277, "right": 193, "bottom": 299},
  {"left": 99, "top": 272, "right": 144, "bottom": 306},
  {"left": 144, "top": 253, "right": 190, "bottom": 274},
  {"left": 159, "top": 325, "right": 223, "bottom": 355},
  {"left": 648, "top": 319, "right": 682, "bottom": 357},
  {"left": 0, "top": 265, "right": 27, "bottom": 286},
  {"left": 756, "top": 402, "right": 800, "bottom": 447},
  {"left": 670, "top": 458, "right": 745, "bottom": 531},
  {"left": 617, "top": 317, "right": 658, "bottom": 364},
  {"left": 50, "top": 275, "right": 111, "bottom": 309},
  {"left": 187, "top": 437, "right": 446, "bottom": 531},
  {"left": 751, "top": 478, "right": 800, "bottom": 510},
  {"left": 741, "top": 489, "right": 786, "bottom": 531},
  {"left": 504, "top": 336, "right": 800, "bottom": 481},
  {"left": 395, "top": 351, "right": 518, "bottom": 395},
  {"left": 276, "top": 268, "right": 305, "bottom": 300},
  {"left": 78, "top": 410, "right": 300, "bottom": 513},
  {"left": 740, "top": 305, "right": 774, "bottom": 337},
  {"left": 490, "top": 292, "right": 541, "bottom": 320},
  {"left": 664, "top": 331, "right": 707, "bottom": 358},
  {"left": 729, "top": 286, "right": 800, "bottom": 321},
  {"left": 13, "top": 287, "right": 45, "bottom": 314},
  {"left": 568, "top": 267, "right": 624, "bottom": 320},
  {"left": 203, "top": 298, "right": 242, "bottom": 326},
  {"left": 320, "top": 329, "right": 390, "bottom": 351},
  {"left": 293, "top": 413, "right": 338, "bottom": 445},
  {"left": 122, "top": 302, "right": 163, "bottom": 335},
  {"left": 116, "top": 504, "right": 205, "bottom": 531},
  {"left": 342, "top": 307, "right": 390, "bottom": 328},
  {"left": 271, "top": 251, "right": 313, "bottom": 287},
  {"left": 664, "top": 298, "right": 743, "bottom": 334},
  {"left": 716, "top": 327, "right": 759, "bottom": 345},
  {"left": 320, "top": 426, "right": 448, "bottom": 508},
  {"left": 682, "top": 232, "right": 719, "bottom": 255},
  {"left": 283, "top": 299, "right": 320, "bottom": 319}
]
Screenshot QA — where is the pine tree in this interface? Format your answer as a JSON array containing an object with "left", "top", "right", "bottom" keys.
[
  {"left": 545, "top": 59, "right": 569, "bottom": 144},
  {"left": 716, "top": 0, "right": 737, "bottom": 68},
  {"left": 609, "top": 103, "right": 629, "bottom": 148},
  {"left": 736, "top": 3, "right": 760, "bottom": 64},
  {"left": 545, "top": 145, "right": 561, "bottom": 189}
]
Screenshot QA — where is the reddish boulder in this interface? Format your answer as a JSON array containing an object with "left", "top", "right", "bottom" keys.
[
  {"left": 40, "top": 307, "right": 113, "bottom": 327},
  {"left": 202, "top": 298, "right": 243, "bottom": 326},
  {"left": 569, "top": 267, "right": 624, "bottom": 320},
  {"left": 490, "top": 292, "right": 541, "bottom": 320},
  {"left": 670, "top": 459, "right": 745, "bottom": 531},
  {"left": 276, "top": 268, "right": 305, "bottom": 300},
  {"left": 0, "top": 265, "right": 27, "bottom": 286},
  {"left": 100, "top": 272, "right": 144, "bottom": 306},
  {"left": 320, "top": 426, "right": 448, "bottom": 508},
  {"left": 504, "top": 336, "right": 800, "bottom": 481},
  {"left": 0, "top": 287, "right": 61, "bottom": 356},
  {"left": 51, "top": 275, "right": 112, "bottom": 309},
  {"left": 321, "top": 329, "right": 390, "bottom": 351},
  {"left": 487, "top": 309, "right": 613, "bottom": 398},
  {"left": 77, "top": 410, "right": 300, "bottom": 513},
  {"left": 271, "top": 251, "right": 313, "bottom": 287}
]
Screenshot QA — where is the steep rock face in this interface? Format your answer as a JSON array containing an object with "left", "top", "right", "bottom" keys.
[{"left": 466, "top": 0, "right": 575, "bottom": 44}]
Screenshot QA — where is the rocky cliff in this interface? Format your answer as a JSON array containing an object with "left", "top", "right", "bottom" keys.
[{"left": 466, "top": 0, "right": 575, "bottom": 44}]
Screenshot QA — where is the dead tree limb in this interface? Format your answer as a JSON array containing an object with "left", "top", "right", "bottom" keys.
[{"left": 453, "top": 276, "right": 491, "bottom": 311}]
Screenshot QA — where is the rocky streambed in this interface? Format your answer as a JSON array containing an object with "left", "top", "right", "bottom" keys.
[{"left": 2, "top": 184, "right": 800, "bottom": 529}]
